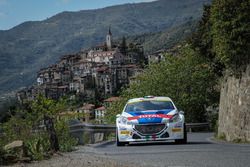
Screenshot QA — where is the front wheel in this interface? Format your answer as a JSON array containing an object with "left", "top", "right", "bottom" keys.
[
  {"left": 175, "top": 123, "right": 187, "bottom": 144},
  {"left": 116, "top": 130, "right": 128, "bottom": 146}
]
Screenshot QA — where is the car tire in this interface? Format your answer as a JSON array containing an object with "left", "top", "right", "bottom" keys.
[
  {"left": 175, "top": 123, "right": 187, "bottom": 144},
  {"left": 116, "top": 130, "right": 128, "bottom": 146}
]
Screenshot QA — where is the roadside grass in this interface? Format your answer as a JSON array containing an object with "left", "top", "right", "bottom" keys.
[{"left": 0, "top": 119, "right": 78, "bottom": 165}]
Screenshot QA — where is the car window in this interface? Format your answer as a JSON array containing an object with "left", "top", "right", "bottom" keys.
[{"left": 125, "top": 100, "right": 175, "bottom": 112}]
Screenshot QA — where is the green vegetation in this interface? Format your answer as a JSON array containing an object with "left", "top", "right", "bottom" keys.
[
  {"left": 210, "top": 0, "right": 250, "bottom": 73},
  {"left": 191, "top": 1, "right": 250, "bottom": 75},
  {"left": 217, "top": 133, "right": 226, "bottom": 140},
  {"left": 106, "top": 44, "right": 220, "bottom": 123},
  {"left": 127, "top": 20, "right": 198, "bottom": 54},
  {"left": 0, "top": 96, "right": 18, "bottom": 123},
  {"left": 25, "top": 133, "right": 50, "bottom": 160},
  {"left": 0, "top": 95, "right": 77, "bottom": 164}
]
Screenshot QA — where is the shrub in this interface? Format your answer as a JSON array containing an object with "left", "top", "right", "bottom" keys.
[
  {"left": 0, "top": 144, "right": 7, "bottom": 165},
  {"left": 25, "top": 133, "right": 51, "bottom": 160},
  {"left": 55, "top": 120, "right": 78, "bottom": 152}
]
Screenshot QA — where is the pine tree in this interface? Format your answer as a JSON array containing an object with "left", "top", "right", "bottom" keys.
[{"left": 120, "top": 36, "right": 127, "bottom": 55}]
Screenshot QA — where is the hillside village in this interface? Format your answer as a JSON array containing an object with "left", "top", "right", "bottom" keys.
[{"left": 16, "top": 28, "right": 168, "bottom": 123}]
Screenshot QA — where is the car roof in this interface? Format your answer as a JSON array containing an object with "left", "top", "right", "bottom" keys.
[{"left": 127, "top": 96, "right": 172, "bottom": 104}]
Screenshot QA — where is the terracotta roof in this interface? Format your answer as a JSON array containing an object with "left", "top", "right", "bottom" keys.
[
  {"left": 73, "top": 60, "right": 92, "bottom": 65},
  {"left": 123, "top": 64, "right": 138, "bottom": 68},
  {"left": 96, "top": 66, "right": 109, "bottom": 72},
  {"left": 82, "top": 104, "right": 95, "bottom": 110},
  {"left": 92, "top": 51, "right": 115, "bottom": 56},
  {"left": 104, "top": 97, "right": 121, "bottom": 102},
  {"left": 95, "top": 106, "right": 106, "bottom": 110}
]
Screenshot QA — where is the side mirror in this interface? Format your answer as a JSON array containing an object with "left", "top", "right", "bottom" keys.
[
  {"left": 116, "top": 114, "right": 121, "bottom": 118},
  {"left": 179, "top": 111, "right": 184, "bottom": 115}
]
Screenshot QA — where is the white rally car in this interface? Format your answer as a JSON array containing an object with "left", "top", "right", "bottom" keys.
[{"left": 116, "top": 96, "right": 187, "bottom": 146}]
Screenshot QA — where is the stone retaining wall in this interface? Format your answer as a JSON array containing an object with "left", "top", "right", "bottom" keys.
[{"left": 218, "top": 65, "right": 250, "bottom": 142}]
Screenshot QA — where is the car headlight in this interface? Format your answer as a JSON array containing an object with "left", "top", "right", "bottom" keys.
[
  {"left": 119, "top": 116, "right": 128, "bottom": 125},
  {"left": 169, "top": 114, "right": 181, "bottom": 123}
]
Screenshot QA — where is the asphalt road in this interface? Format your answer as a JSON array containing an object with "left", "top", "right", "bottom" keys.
[{"left": 83, "top": 133, "right": 250, "bottom": 167}]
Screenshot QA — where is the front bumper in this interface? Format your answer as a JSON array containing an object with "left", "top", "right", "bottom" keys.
[{"left": 117, "top": 122, "right": 184, "bottom": 142}]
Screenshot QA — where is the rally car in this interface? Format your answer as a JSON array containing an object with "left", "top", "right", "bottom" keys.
[{"left": 116, "top": 96, "right": 187, "bottom": 146}]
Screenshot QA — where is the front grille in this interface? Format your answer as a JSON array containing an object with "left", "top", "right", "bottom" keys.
[
  {"left": 134, "top": 124, "right": 166, "bottom": 135},
  {"left": 160, "top": 131, "right": 169, "bottom": 138},
  {"left": 132, "top": 134, "right": 141, "bottom": 139}
]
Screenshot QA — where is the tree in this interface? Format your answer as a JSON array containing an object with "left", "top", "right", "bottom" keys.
[
  {"left": 210, "top": 0, "right": 250, "bottom": 73},
  {"left": 31, "top": 95, "right": 65, "bottom": 152},
  {"left": 120, "top": 36, "right": 127, "bottom": 55},
  {"left": 190, "top": 5, "right": 225, "bottom": 77}
]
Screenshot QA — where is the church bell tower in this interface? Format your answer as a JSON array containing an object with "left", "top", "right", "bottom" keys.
[{"left": 106, "top": 27, "right": 112, "bottom": 50}]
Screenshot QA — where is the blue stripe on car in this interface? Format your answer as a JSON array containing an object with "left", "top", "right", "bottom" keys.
[{"left": 126, "top": 109, "right": 173, "bottom": 124}]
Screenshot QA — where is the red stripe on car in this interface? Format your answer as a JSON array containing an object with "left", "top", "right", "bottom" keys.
[{"left": 127, "top": 114, "right": 173, "bottom": 121}]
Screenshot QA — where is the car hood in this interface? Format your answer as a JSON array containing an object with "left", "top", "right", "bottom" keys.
[{"left": 122, "top": 109, "right": 176, "bottom": 124}]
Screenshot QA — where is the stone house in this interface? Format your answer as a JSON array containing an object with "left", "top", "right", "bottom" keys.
[
  {"left": 104, "top": 96, "right": 121, "bottom": 108},
  {"left": 95, "top": 106, "right": 106, "bottom": 124},
  {"left": 80, "top": 103, "right": 95, "bottom": 123},
  {"left": 147, "top": 49, "right": 166, "bottom": 64}
]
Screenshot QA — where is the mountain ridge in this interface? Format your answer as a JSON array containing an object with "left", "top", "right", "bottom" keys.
[{"left": 0, "top": 0, "right": 210, "bottom": 95}]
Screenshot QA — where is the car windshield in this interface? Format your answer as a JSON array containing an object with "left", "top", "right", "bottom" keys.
[{"left": 125, "top": 100, "right": 175, "bottom": 112}]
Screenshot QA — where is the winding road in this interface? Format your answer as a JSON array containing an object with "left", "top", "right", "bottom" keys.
[
  {"left": 83, "top": 133, "right": 250, "bottom": 167},
  {"left": 15, "top": 133, "right": 250, "bottom": 167}
]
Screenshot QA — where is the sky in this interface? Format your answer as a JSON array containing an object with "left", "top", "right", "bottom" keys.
[{"left": 0, "top": 0, "right": 156, "bottom": 30}]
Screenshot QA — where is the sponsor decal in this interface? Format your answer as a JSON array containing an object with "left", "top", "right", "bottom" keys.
[
  {"left": 119, "top": 126, "right": 127, "bottom": 130},
  {"left": 120, "top": 130, "right": 130, "bottom": 135},
  {"left": 172, "top": 128, "right": 182, "bottom": 132},
  {"left": 128, "top": 114, "right": 173, "bottom": 121},
  {"left": 128, "top": 100, "right": 171, "bottom": 104},
  {"left": 144, "top": 135, "right": 158, "bottom": 141},
  {"left": 152, "top": 134, "right": 157, "bottom": 140},
  {"left": 174, "top": 123, "right": 183, "bottom": 128}
]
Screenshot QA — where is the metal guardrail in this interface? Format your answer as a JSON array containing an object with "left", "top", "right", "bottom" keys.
[
  {"left": 69, "top": 122, "right": 210, "bottom": 133},
  {"left": 186, "top": 122, "right": 210, "bottom": 132},
  {"left": 69, "top": 122, "right": 210, "bottom": 144},
  {"left": 0, "top": 122, "right": 210, "bottom": 144},
  {"left": 0, "top": 123, "right": 210, "bottom": 145},
  {"left": 69, "top": 124, "right": 116, "bottom": 133},
  {"left": 69, "top": 124, "right": 116, "bottom": 144}
]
